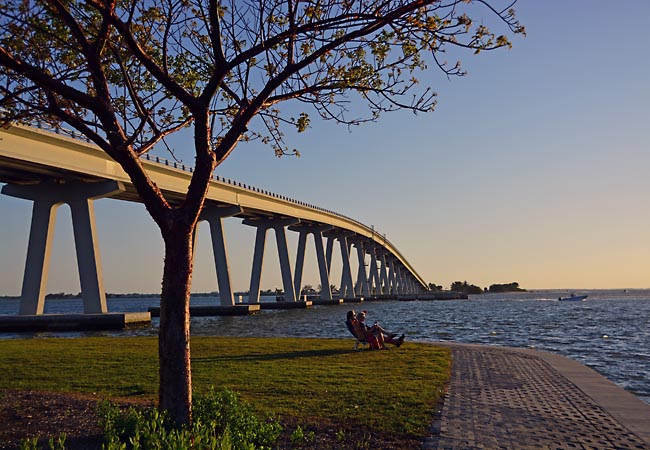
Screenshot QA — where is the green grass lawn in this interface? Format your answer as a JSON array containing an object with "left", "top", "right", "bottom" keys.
[{"left": 0, "top": 336, "right": 450, "bottom": 439}]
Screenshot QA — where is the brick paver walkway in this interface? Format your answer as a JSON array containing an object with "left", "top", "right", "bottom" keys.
[{"left": 424, "top": 345, "right": 650, "bottom": 450}]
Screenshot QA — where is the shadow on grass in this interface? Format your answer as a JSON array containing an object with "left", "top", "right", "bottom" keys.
[{"left": 193, "top": 348, "right": 355, "bottom": 362}]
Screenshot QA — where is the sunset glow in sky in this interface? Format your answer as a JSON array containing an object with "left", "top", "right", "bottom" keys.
[{"left": 1, "top": 1, "right": 648, "bottom": 295}]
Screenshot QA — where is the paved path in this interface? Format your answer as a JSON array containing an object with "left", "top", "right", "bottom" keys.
[{"left": 424, "top": 343, "right": 650, "bottom": 449}]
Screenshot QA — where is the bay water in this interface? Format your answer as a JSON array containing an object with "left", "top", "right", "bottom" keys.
[{"left": 1, "top": 289, "right": 648, "bottom": 404}]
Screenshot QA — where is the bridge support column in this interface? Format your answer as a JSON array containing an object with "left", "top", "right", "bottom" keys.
[
  {"left": 339, "top": 237, "right": 355, "bottom": 299},
  {"left": 378, "top": 251, "right": 389, "bottom": 295},
  {"left": 294, "top": 230, "right": 308, "bottom": 297},
  {"left": 367, "top": 246, "right": 380, "bottom": 296},
  {"left": 402, "top": 274, "right": 409, "bottom": 295},
  {"left": 395, "top": 265, "right": 404, "bottom": 295},
  {"left": 313, "top": 230, "right": 332, "bottom": 300},
  {"left": 197, "top": 205, "right": 241, "bottom": 306},
  {"left": 403, "top": 269, "right": 410, "bottom": 295},
  {"left": 289, "top": 224, "right": 333, "bottom": 301},
  {"left": 350, "top": 239, "right": 370, "bottom": 298},
  {"left": 324, "top": 230, "right": 356, "bottom": 299},
  {"left": 2, "top": 180, "right": 124, "bottom": 315},
  {"left": 244, "top": 218, "right": 299, "bottom": 303},
  {"left": 388, "top": 257, "right": 397, "bottom": 295},
  {"left": 325, "top": 234, "right": 334, "bottom": 276}
]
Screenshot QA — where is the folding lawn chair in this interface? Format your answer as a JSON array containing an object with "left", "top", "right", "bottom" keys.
[{"left": 345, "top": 318, "right": 370, "bottom": 351}]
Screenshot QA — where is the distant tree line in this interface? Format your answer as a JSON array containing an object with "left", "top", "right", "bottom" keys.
[
  {"left": 450, "top": 281, "right": 484, "bottom": 295},
  {"left": 15, "top": 281, "right": 526, "bottom": 300},
  {"left": 45, "top": 292, "right": 81, "bottom": 300},
  {"left": 428, "top": 281, "right": 527, "bottom": 295},
  {"left": 487, "top": 282, "right": 526, "bottom": 293}
]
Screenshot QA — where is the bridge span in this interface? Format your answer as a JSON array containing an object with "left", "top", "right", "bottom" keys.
[{"left": 0, "top": 124, "right": 427, "bottom": 318}]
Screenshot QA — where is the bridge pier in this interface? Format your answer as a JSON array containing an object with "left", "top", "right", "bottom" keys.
[
  {"left": 289, "top": 224, "right": 333, "bottom": 301},
  {"left": 197, "top": 205, "right": 242, "bottom": 306},
  {"left": 244, "top": 217, "right": 299, "bottom": 303},
  {"left": 395, "top": 264, "right": 404, "bottom": 295},
  {"left": 325, "top": 230, "right": 357, "bottom": 299},
  {"left": 1, "top": 180, "right": 124, "bottom": 315},
  {"left": 367, "top": 245, "right": 380, "bottom": 296},
  {"left": 388, "top": 256, "right": 397, "bottom": 295},
  {"left": 378, "top": 250, "right": 390, "bottom": 295},
  {"left": 405, "top": 269, "right": 413, "bottom": 295},
  {"left": 349, "top": 238, "right": 370, "bottom": 299},
  {"left": 400, "top": 269, "right": 409, "bottom": 295}
]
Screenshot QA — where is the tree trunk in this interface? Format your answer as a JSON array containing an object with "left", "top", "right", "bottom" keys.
[{"left": 158, "top": 223, "right": 194, "bottom": 427}]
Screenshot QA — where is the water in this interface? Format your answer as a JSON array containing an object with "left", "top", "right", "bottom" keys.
[{"left": 1, "top": 289, "right": 649, "bottom": 404}]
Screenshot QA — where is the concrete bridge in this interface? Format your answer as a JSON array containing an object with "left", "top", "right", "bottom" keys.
[{"left": 0, "top": 124, "right": 427, "bottom": 322}]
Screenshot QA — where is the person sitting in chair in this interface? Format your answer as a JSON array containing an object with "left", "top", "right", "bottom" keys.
[
  {"left": 346, "top": 310, "right": 379, "bottom": 349},
  {"left": 346, "top": 310, "right": 405, "bottom": 349},
  {"left": 356, "top": 310, "right": 405, "bottom": 348}
]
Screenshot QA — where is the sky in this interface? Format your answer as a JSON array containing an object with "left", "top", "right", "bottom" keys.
[{"left": 1, "top": 1, "right": 649, "bottom": 295}]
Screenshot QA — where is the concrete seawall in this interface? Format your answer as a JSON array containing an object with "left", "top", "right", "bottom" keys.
[{"left": 0, "top": 312, "right": 151, "bottom": 332}]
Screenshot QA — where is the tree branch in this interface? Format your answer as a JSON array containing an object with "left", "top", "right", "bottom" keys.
[
  {"left": 199, "top": 0, "right": 229, "bottom": 104},
  {"left": 0, "top": 48, "right": 97, "bottom": 112},
  {"left": 88, "top": 0, "right": 197, "bottom": 109}
]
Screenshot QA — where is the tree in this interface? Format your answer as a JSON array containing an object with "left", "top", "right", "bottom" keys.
[
  {"left": 451, "top": 280, "right": 483, "bottom": 295},
  {"left": 0, "top": 0, "right": 523, "bottom": 426},
  {"left": 488, "top": 282, "right": 526, "bottom": 293}
]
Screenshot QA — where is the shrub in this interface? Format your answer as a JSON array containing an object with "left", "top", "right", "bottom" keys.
[
  {"left": 18, "top": 434, "right": 66, "bottom": 450},
  {"left": 289, "top": 425, "right": 314, "bottom": 445},
  {"left": 192, "top": 387, "right": 282, "bottom": 449},
  {"left": 97, "top": 388, "right": 281, "bottom": 450}
]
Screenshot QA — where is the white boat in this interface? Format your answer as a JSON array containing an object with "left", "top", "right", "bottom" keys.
[{"left": 558, "top": 293, "right": 588, "bottom": 302}]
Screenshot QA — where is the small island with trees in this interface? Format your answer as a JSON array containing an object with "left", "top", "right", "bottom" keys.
[
  {"left": 487, "top": 282, "right": 527, "bottom": 293},
  {"left": 429, "top": 281, "right": 527, "bottom": 296}
]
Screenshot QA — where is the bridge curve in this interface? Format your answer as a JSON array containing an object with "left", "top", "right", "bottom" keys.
[{"left": 0, "top": 124, "right": 428, "bottom": 314}]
